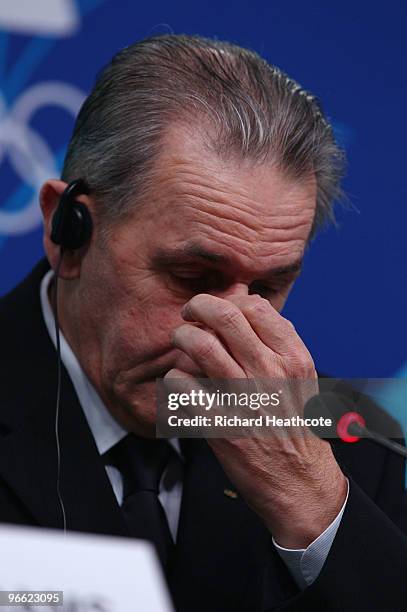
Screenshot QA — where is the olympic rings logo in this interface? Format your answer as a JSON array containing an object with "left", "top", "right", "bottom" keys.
[{"left": 0, "top": 81, "right": 84, "bottom": 235}]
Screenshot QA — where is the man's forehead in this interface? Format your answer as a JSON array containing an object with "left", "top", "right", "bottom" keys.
[
  {"left": 152, "top": 122, "right": 317, "bottom": 210},
  {"left": 131, "top": 125, "right": 317, "bottom": 272},
  {"left": 147, "top": 154, "right": 316, "bottom": 243}
]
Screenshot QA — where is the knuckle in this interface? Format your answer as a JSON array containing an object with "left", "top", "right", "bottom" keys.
[
  {"left": 286, "top": 349, "right": 315, "bottom": 377},
  {"left": 219, "top": 306, "right": 241, "bottom": 328},
  {"left": 247, "top": 297, "right": 270, "bottom": 317},
  {"left": 196, "top": 336, "right": 218, "bottom": 362}
]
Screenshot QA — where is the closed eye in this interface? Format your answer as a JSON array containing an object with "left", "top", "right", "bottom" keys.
[
  {"left": 169, "top": 270, "right": 224, "bottom": 292},
  {"left": 171, "top": 274, "right": 281, "bottom": 298},
  {"left": 168, "top": 269, "right": 297, "bottom": 298}
]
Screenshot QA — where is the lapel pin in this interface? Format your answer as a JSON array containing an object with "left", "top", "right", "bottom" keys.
[{"left": 224, "top": 488, "right": 238, "bottom": 499}]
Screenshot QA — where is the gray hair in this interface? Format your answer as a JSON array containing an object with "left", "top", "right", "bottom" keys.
[{"left": 61, "top": 34, "right": 345, "bottom": 236}]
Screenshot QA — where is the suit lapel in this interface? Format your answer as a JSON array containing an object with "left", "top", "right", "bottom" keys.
[
  {"left": 0, "top": 371, "right": 128, "bottom": 537},
  {"left": 57, "top": 375, "right": 129, "bottom": 537}
]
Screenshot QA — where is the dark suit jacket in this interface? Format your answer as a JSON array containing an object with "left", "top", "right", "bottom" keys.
[{"left": 1, "top": 259, "right": 407, "bottom": 612}]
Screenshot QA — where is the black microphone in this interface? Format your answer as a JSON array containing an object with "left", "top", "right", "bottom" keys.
[{"left": 305, "top": 392, "right": 407, "bottom": 459}]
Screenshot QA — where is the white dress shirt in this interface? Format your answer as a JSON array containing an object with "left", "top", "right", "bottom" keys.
[{"left": 40, "top": 268, "right": 348, "bottom": 589}]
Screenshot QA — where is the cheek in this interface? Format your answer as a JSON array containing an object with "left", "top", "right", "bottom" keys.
[
  {"left": 140, "top": 280, "right": 185, "bottom": 329},
  {"left": 110, "top": 294, "right": 184, "bottom": 360}
]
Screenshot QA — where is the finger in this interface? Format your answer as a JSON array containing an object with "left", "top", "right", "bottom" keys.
[
  {"left": 181, "top": 294, "right": 268, "bottom": 368},
  {"left": 225, "top": 294, "right": 310, "bottom": 360},
  {"left": 173, "top": 351, "right": 206, "bottom": 377},
  {"left": 162, "top": 368, "right": 204, "bottom": 417},
  {"left": 171, "top": 324, "right": 245, "bottom": 378},
  {"left": 163, "top": 368, "right": 205, "bottom": 402}
]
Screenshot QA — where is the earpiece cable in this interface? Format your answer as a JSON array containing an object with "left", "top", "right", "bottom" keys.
[{"left": 53, "top": 249, "right": 67, "bottom": 536}]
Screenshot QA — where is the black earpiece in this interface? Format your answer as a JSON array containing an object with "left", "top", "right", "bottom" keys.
[{"left": 51, "top": 179, "right": 93, "bottom": 250}]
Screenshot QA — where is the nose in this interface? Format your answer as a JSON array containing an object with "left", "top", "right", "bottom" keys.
[{"left": 213, "top": 282, "right": 249, "bottom": 299}]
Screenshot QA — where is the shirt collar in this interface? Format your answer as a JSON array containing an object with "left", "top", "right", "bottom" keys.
[{"left": 40, "top": 269, "right": 182, "bottom": 458}]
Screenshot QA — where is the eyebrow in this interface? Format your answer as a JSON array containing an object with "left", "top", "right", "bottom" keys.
[{"left": 152, "top": 244, "right": 303, "bottom": 277}]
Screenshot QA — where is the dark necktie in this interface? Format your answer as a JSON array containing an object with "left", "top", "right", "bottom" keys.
[{"left": 104, "top": 434, "right": 175, "bottom": 571}]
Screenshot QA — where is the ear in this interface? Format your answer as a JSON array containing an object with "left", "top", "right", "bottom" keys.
[{"left": 40, "top": 179, "right": 92, "bottom": 280}]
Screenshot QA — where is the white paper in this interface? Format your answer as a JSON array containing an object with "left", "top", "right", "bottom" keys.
[{"left": 0, "top": 524, "right": 174, "bottom": 611}]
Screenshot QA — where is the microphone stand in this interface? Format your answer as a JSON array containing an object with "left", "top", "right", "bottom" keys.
[{"left": 349, "top": 422, "right": 407, "bottom": 459}]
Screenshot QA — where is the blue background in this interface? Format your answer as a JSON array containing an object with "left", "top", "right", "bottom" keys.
[{"left": 1, "top": 1, "right": 406, "bottom": 433}]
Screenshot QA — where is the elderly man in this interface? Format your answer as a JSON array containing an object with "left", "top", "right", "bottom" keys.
[{"left": 0, "top": 35, "right": 406, "bottom": 611}]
